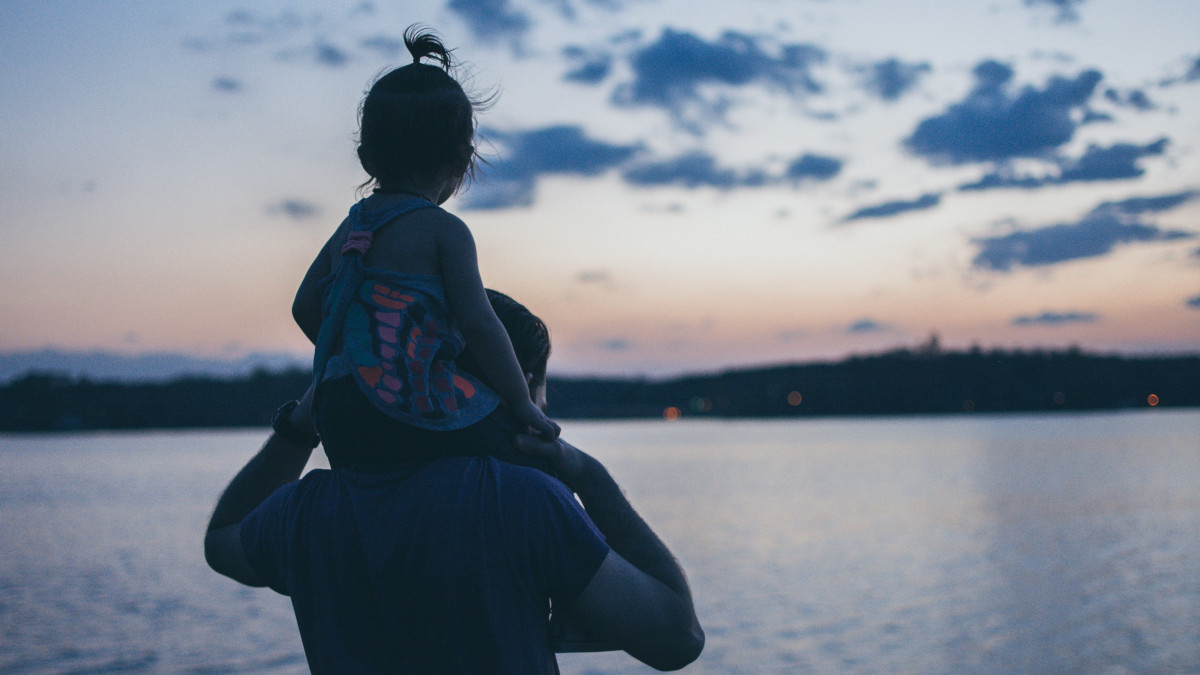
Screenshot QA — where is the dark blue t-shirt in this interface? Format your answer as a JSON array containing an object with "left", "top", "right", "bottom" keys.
[{"left": 240, "top": 456, "right": 610, "bottom": 674}]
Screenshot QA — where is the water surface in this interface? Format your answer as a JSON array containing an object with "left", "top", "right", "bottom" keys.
[{"left": 1, "top": 411, "right": 1197, "bottom": 673}]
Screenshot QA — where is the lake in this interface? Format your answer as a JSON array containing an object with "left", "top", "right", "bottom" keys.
[{"left": 1, "top": 411, "right": 1198, "bottom": 673}]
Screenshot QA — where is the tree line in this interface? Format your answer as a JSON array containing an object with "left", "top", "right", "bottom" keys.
[{"left": 1, "top": 346, "right": 1196, "bottom": 432}]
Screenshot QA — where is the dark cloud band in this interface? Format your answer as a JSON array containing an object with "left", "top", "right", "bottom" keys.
[
  {"left": 612, "top": 29, "right": 825, "bottom": 128},
  {"left": 972, "top": 191, "right": 1197, "bottom": 271},
  {"left": 1012, "top": 311, "right": 1098, "bottom": 326},
  {"left": 464, "top": 126, "right": 640, "bottom": 209},
  {"left": 905, "top": 60, "right": 1102, "bottom": 165},
  {"left": 842, "top": 193, "right": 941, "bottom": 223},
  {"left": 959, "top": 138, "right": 1169, "bottom": 191}
]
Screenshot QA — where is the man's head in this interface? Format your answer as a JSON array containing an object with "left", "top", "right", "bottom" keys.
[{"left": 457, "top": 289, "right": 551, "bottom": 408}]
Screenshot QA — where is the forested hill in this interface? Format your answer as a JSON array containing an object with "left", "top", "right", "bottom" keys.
[{"left": 1, "top": 347, "right": 1196, "bottom": 432}]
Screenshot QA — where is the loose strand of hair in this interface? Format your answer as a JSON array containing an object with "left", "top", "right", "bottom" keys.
[{"left": 404, "top": 25, "right": 452, "bottom": 71}]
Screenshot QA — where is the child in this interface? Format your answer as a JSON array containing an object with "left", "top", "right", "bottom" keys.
[{"left": 292, "top": 27, "right": 559, "bottom": 468}]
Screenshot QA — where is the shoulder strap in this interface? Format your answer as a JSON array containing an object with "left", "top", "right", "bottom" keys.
[
  {"left": 354, "top": 196, "right": 440, "bottom": 233},
  {"left": 310, "top": 197, "right": 439, "bottom": 397}
]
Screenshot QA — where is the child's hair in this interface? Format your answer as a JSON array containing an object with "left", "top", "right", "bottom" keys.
[{"left": 356, "top": 26, "right": 485, "bottom": 194}]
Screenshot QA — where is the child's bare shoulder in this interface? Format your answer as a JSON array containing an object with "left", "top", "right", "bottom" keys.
[
  {"left": 411, "top": 207, "right": 472, "bottom": 243},
  {"left": 412, "top": 205, "right": 467, "bottom": 228}
]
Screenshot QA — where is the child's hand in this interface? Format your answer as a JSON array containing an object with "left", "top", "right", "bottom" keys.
[
  {"left": 513, "top": 433, "right": 587, "bottom": 487},
  {"left": 516, "top": 400, "right": 560, "bottom": 441}
]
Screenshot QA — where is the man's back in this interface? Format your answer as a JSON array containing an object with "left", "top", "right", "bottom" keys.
[{"left": 239, "top": 457, "right": 609, "bottom": 673}]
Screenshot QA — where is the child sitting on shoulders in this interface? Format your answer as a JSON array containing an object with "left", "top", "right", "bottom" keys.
[{"left": 292, "top": 27, "right": 558, "bottom": 468}]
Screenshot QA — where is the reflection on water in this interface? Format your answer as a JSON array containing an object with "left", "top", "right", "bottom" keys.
[
  {"left": 558, "top": 411, "right": 1200, "bottom": 674},
  {"left": 0, "top": 412, "right": 1197, "bottom": 674},
  {"left": 970, "top": 416, "right": 1200, "bottom": 673}
]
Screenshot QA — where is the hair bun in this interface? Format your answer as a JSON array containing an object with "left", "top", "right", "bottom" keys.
[{"left": 404, "top": 25, "right": 452, "bottom": 71}]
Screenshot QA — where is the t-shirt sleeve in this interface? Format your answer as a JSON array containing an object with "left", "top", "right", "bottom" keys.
[
  {"left": 238, "top": 480, "right": 300, "bottom": 596},
  {"left": 507, "top": 467, "right": 610, "bottom": 607}
]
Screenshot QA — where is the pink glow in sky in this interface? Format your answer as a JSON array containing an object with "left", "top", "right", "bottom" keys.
[{"left": 1, "top": 0, "right": 1198, "bottom": 377}]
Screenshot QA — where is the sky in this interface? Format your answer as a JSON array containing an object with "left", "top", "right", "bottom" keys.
[{"left": 1, "top": 0, "right": 1198, "bottom": 379}]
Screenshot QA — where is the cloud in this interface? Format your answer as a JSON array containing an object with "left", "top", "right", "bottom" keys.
[
  {"left": 847, "top": 319, "right": 889, "bottom": 334},
  {"left": 360, "top": 34, "right": 404, "bottom": 57},
  {"left": 1106, "top": 190, "right": 1200, "bottom": 215},
  {"left": 1187, "top": 295, "right": 1200, "bottom": 309},
  {"left": 842, "top": 193, "right": 941, "bottom": 222},
  {"left": 223, "top": 9, "right": 306, "bottom": 45},
  {"left": 861, "top": 58, "right": 930, "bottom": 101},
  {"left": 0, "top": 348, "right": 310, "bottom": 384},
  {"left": 539, "top": 0, "right": 626, "bottom": 21},
  {"left": 1012, "top": 311, "right": 1097, "bottom": 326},
  {"left": 612, "top": 29, "right": 825, "bottom": 128},
  {"left": 212, "top": 77, "right": 242, "bottom": 92},
  {"left": 225, "top": 9, "right": 253, "bottom": 24},
  {"left": 562, "top": 46, "right": 612, "bottom": 84},
  {"left": 275, "top": 39, "right": 355, "bottom": 68},
  {"left": 598, "top": 338, "right": 632, "bottom": 351},
  {"left": 465, "top": 126, "right": 640, "bottom": 209},
  {"left": 1024, "top": 0, "right": 1086, "bottom": 22},
  {"left": 183, "top": 9, "right": 308, "bottom": 52},
  {"left": 1156, "top": 54, "right": 1200, "bottom": 87},
  {"left": 448, "top": 0, "right": 530, "bottom": 48},
  {"left": 1103, "top": 87, "right": 1155, "bottom": 111},
  {"left": 958, "top": 138, "right": 1169, "bottom": 190},
  {"left": 268, "top": 199, "right": 321, "bottom": 221},
  {"left": 1057, "top": 138, "right": 1168, "bottom": 182},
  {"left": 622, "top": 151, "right": 766, "bottom": 189},
  {"left": 786, "top": 153, "right": 842, "bottom": 181},
  {"left": 957, "top": 172, "right": 1049, "bottom": 191},
  {"left": 971, "top": 191, "right": 1197, "bottom": 271},
  {"left": 576, "top": 269, "right": 612, "bottom": 284},
  {"left": 620, "top": 150, "right": 839, "bottom": 190},
  {"left": 904, "top": 60, "right": 1102, "bottom": 164},
  {"left": 314, "top": 41, "right": 349, "bottom": 67}
]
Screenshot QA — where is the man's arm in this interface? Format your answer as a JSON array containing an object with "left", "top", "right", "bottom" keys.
[
  {"left": 204, "top": 387, "right": 319, "bottom": 588},
  {"left": 515, "top": 435, "right": 704, "bottom": 671}
]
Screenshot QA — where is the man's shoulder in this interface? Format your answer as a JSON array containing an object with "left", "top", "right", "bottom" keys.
[
  {"left": 396, "top": 455, "right": 558, "bottom": 482},
  {"left": 399, "top": 457, "right": 582, "bottom": 518},
  {"left": 243, "top": 469, "right": 329, "bottom": 526},
  {"left": 480, "top": 457, "right": 579, "bottom": 502}
]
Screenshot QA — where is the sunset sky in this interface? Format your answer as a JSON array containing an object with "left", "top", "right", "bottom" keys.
[{"left": 1, "top": 0, "right": 1198, "bottom": 378}]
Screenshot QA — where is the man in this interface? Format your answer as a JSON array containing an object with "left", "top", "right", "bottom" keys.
[{"left": 204, "top": 292, "right": 704, "bottom": 673}]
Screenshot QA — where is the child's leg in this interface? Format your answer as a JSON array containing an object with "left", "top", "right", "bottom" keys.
[
  {"left": 315, "top": 376, "right": 555, "bottom": 475},
  {"left": 315, "top": 376, "right": 448, "bottom": 468},
  {"left": 443, "top": 408, "right": 557, "bottom": 477}
]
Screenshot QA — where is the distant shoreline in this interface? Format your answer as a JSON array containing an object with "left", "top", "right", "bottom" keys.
[{"left": 1, "top": 346, "right": 1196, "bottom": 432}]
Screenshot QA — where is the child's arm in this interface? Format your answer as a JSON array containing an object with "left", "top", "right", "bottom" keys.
[
  {"left": 292, "top": 235, "right": 335, "bottom": 345},
  {"left": 436, "top": 214, "right": 560, "bottom": 440}
]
